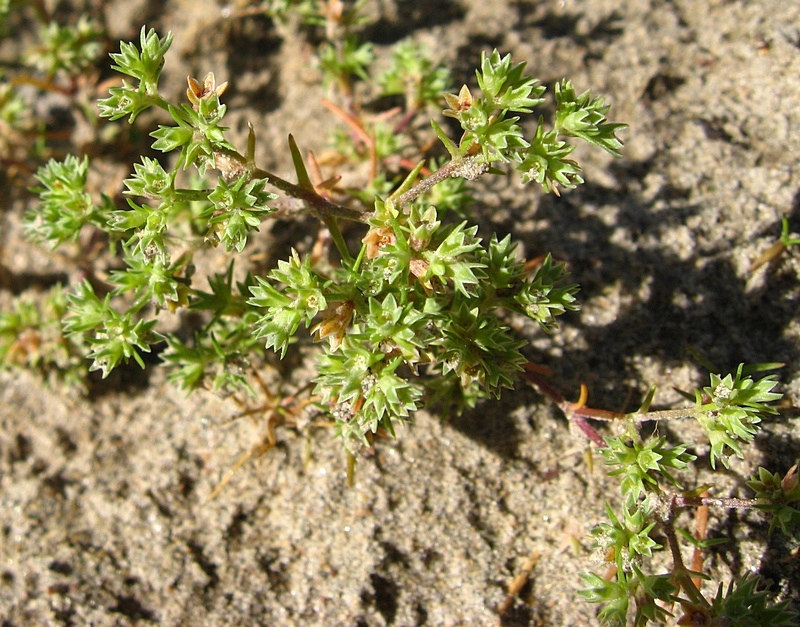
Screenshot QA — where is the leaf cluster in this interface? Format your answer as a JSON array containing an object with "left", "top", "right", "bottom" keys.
[
  {"left": 25, "top": 15, "right": 103, "bottom": 78},
  {"left": 0, "top": 286, "right": 87, "bottom": 389},
  {"left": 578, "top": 366, "right": 795, "bottom": 625},
  {"left": 436, "top": 49, "right": 625, "bottom": 194},
  {"left": 695, "top": 364, "right": 781, "bottom": 469},
  {"left": 26, "top": 155, "right": 112, "bottom": 247},
  {"left": 249, "top": 200, "right": 579, "bottom": 448},
  {"left": 746, "top": 465, "right": 800, "bottom": 536},
  {"left": 378, "top": 39, "right": 452, "bottom": 112}
]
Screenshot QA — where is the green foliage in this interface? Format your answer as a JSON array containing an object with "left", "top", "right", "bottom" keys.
[
  {"left": 553, "top": 80, "right": 625, "bottom": 155},
  {"left": 778, "top": 216, "right": 800, "bottom": 248},
  {"left": 277, "top": 0, "right": 374, "bottom": 93},
  {"left": 747, "top": 465, "right": 800, "bottom": 536},
  {"left": 21, "top": 24, "right": 616, "bottom": 442},
  {"left": 247, "top": 196, "right": 576, "bottom": 442},
  {"left": 149, "top": 97, "right": 236, "bottom": 173},
  {"left": 601, "top": 436, "right": 695, "bottom": 504},
  {"left": 708, "top": 573, "right": 797, "bottom": 626},
  {"left": 26, "top": 15, "right": 103, "bottom": 78},
  {"left": 695, "top": 364, "right": 781, "bottom": 468},
  {"left": 437, "top": 49, "right": 624, "bottom": 193},
  {"left": 319, "top": 37, "right": 373, "bottom": 86},
  {"left": 62, "top": 281, "right": 162, "bottom": 377},
  {"left": 204, "top": 175, "right": 277, "bottom": 252},
  {"left": 26, "top": 155, "right": 114, "bottom": 247},
  {"left": 0, "top": 9, "right": 109, "bottom": 171},
  {"left": 249, "top": 249, "right": 329, "bottom": 358},
  {"left": 0, "top": 77, "right": 28, "bottom": 129},
  {"left": 108, "top": 245, "right": 184, "bottom": 310},
  {"left": 514, "top": 253, "right": 579, "bottom": 331},
  {"left": 5, "top": 14, "right": 797, "bottom": 627},
  {"left": 0, "top": 286, "right": 87, "bottom": 388},
  {"left": 576, "top": 366, "right": 795, "bottom": 625},
  {"left": 592, "top": 502, "right": 661, "bottom": 568},
  {"left": 378, "top": 39, "right": 452, "bottom": 111},
  {"left": 98, "top": 26, "right": 172, "bottom": 121},
  {"left": 579, "top": 567, "right": 677, "bottom": 627},
  {"left": 441, "top": 50, "right": 545, "bottom": 163},
  {"left": 518, "top": 121, "right": 583, "bottom": 191}
]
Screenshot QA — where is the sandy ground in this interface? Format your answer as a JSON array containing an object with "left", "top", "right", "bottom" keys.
[{"left": 1, "top": 0, "right": 799, "bottom": 625}]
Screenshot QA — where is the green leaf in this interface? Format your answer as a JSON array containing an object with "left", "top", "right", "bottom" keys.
[
  {"left": 163, "top": 332, "right": 255, "bottom": 396},
  {"left": 109, "top": 26, "right": 173, "bottom": 92},
  {"left": 517, "top": 119, "right": 583, "bottom": 193},
  {"left": 695, "top": 364, "right": 781, "bottom": 468},
  {"left": 203, "top": 175, "right": 276, "bottom": 251},
  {"left": 124, "top": 157, "right": 174, "bottom": 199},
  {"left": 554, "top": 79, "right": 625, "bottom": 156},
  {"left": 423, "top": 222, "right": 485, "bottom": 296},
  {"left": 709, "top": 573, "right": 797, "bottom": 626},
  {"left": 475, "top": 49, "right": 545, "bottom": 113},
  {"left": 248, "top": 250, "right": 329, "bottom": 357},
  {"left": 514, "top": 254, "right": 579, "bottom": 331},
  {"left": 63, "top": 280, "right": 162, "bottom": 377},
  {"left": 26, "top": 155, "right": 101, "bottom": 247},
  {"left": 578, "top": 571, "right": 630, "bottom": 627},
  {"left": 108, "top": 246, "right": 181, "bottom": 309}
]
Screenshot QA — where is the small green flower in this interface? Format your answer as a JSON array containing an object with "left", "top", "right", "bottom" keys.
[
  {"left": 26, "top": 155, "right": 106, "bottom": 247},
  {"left": 695, "top": 365, "right": 781, "bottom": 468},
  {"left": 203, "top": 175, "right": 276, "bottom": 251},
  {"left": 601, "top": 435, "right": 695, "bottom": 505},
  {"left": 63, "top": 281, "right": 162, "bottom": 378}
]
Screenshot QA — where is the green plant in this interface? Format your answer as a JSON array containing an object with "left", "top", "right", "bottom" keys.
[
  {"left": 524, "top": 364, "right": 797, "bottom": 625},
  {"left": 0, "top": 6, "right": 111, "bottom": 388},
  {"left": 25, "top": 15, "right": 103, "bottom": 79},
  {"left": 23, "top": 27, "right": 622, "bottom": 448},
  {"left": 10, "top": 19, "right": 797, "bottom": 626},
  {"left": 0, "top": 6, "right": 105, "bottom": 177},
  {"left": 0, "top": 285, "right": 87, "bottom": 389}
]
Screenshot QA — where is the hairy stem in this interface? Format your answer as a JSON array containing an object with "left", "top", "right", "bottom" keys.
[
  {"left": 394, "top": 153, "right": 486, "bottom": 209},
  {"left": 212, "top": 145, "right": 370, "bottom": 223}
]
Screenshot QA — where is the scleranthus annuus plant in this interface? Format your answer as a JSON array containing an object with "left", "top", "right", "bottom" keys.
[
  {"left": 522, "top": 363, "right": 797, "bottom": 625},
  {"left": 23, "top": 27, "right": 622, "bottom": 452},
  {"left": 8, "top": 17, "right": 798, "bottom": 625}
]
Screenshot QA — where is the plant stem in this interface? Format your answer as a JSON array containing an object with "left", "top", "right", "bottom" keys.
[
  {"left": 254, "top": 165, "right": 369, "bottom": 222},
  {"left": 672, "top": 494, "right": 758, "bottom": 509},
  {"left": 661, "top": 496, "right": 711, "bottom": 608},
  {"left": 212, "top": 145, "right": 370, "bottom": 223},
  {"left": 394, "top": 154, "right": 486, "bottom": 209},
  {"left": 522, "top": 366, "right": 606, "bottom": 446}
]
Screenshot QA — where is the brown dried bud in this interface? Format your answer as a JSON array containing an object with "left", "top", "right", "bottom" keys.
[
  {"left": 781, "top": 464, "right": 798, "bottom": 494},
  {"left": 186, "top": 72, "right": 228, "bottom": 108},
  {"left": 311, "top": 300, "right": 354, "bottom": 350},
  {"left": 362, "top": 226, "right": 396, "bottom": 260},
  {"left": 409, "top": 258, "right": 433, "bottom": 294},
  {"left": 443, "top": 84, "right": 474, "bottom": 119}
]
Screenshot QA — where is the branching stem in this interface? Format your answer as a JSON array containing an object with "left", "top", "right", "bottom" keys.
[{"left": 211, "top": 145, "right": 370, "bottom": 223}]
